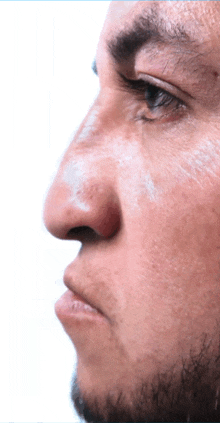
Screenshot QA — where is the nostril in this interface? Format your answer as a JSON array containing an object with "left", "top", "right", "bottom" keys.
[{"left": 67, "top": 226, "right": 100, "bottom": 242}]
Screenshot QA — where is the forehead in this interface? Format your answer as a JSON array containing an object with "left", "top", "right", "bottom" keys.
[{"left": 101, "top": 1, "right": 220, "bottom": 51}]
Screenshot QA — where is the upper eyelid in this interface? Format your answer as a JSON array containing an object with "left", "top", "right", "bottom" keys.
[
  {"left": 138, "top": 72, "right": 195, "bottom": 102},
  {"left": 120, "top": 74, "right": 198, "bottom": 121},
  {"left": 118, "top": 72, "right": 151, "bottom": 92},
  {"left": 117, "top": 72, "right": 180, "bottom": 101}
]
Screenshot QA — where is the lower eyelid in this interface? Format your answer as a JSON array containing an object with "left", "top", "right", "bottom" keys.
[{"left": 137, "top": 100, "right": 187, "bottom": 124}]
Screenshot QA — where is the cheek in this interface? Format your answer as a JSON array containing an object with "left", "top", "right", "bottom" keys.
[
  {"left": 152, "top": 139, "right": 220, "bottom": 276},
  {"left": 115, "top": 141, "right": 220, "bottom": 363},
  {"left": 174, "top": 139, "right": 220, "bottom": 185}
]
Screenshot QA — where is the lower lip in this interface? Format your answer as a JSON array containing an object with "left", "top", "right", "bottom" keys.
[{"left": 55, "top": 289, "right": 106, "bottom": 323}]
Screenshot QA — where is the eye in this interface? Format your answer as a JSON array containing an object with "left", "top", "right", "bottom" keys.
[
  {"left": 118, "top": 73, "right": 186, "bottom": 122},
  {"left": 145, "top": 84, "right": 177, "bottom": 110},
  {"left": 142, "top": 83, "right": 184, "bottom": 122}
]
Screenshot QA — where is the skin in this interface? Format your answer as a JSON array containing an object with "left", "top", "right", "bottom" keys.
[{"left": 44, "top": 1, "right": 220, "bottom": 421}]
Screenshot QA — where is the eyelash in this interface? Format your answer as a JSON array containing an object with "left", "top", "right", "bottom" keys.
[{"left": 119, "top": 73, "right": 185, "bottom": 122}]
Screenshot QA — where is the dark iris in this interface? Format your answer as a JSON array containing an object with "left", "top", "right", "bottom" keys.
[{"left": 145, "top": 84, "right": 174, "bottom": 110}]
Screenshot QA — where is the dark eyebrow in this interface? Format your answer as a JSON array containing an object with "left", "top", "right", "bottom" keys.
[{"left": 107, "top": 7, "right": 195, "bottom": 65}]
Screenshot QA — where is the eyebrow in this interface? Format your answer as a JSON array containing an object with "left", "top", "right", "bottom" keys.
[{"left": 107, "top": 7, "right": 196, "bottom": 66}]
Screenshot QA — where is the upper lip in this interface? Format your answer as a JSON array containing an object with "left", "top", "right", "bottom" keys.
[{"left": 63, "top": 270, "right": 106, "bottom": 318}]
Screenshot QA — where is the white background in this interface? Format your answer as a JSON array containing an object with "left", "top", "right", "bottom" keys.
[{"left": 1, "top": 1, "right": 110, "bottom": 422}]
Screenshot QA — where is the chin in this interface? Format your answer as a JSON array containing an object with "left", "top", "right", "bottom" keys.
[{"left": 70, "top": 342, "right": 220, "bottom": 423}]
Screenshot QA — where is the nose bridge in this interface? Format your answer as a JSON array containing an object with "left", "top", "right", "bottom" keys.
[{"left": 44, "top": 103, "right": 121, "bottom": 240}]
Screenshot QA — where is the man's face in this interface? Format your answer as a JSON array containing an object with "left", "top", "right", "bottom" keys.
[{"left": 44, "top": 1, "right": 220, "bottom": 421}]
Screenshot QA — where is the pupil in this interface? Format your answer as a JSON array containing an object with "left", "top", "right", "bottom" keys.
[{"left": 145, "top": 84, "right": 164, "bottom": 109}]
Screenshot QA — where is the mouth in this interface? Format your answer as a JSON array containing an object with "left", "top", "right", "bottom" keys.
[
  {"left": 54, "top": 265, "right": 115, "bottom": 357},
  {"left": 55, "top": 272, "right": 108, "bottom": 325},
  {"left": 55, "top": 288, "right": 104, "bottom": 320},
  {"left": 67, "top": 291, "right": 100, "bottom": 314},
  {"left": 63, "top": 274, "right": 106, "bottom": 316},
  {"left": 55, "top": 289, "right": 107, "bottom": 332},
  {"left": 54, "top": 262, "right": 111, "bottom": 333}
]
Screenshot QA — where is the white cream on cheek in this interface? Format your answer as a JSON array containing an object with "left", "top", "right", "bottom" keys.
[
  {"left": 176, "top": 139, "right": 220, "bottom": 186},
  {"left": 115, "top": 142, "right": 160, "bottom": 205},
  {"left": 116, "top": 138, "right": 220, "bottom": 206},
  {"left": 144, "top": 173, "right": 159, "bottom": 201}
]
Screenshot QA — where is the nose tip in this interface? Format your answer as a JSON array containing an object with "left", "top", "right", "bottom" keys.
[{"left": 43, "top": 164, "right": 121, "bottom": 242}]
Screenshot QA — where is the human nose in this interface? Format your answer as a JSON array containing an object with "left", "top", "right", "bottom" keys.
[{"left": 43, "top": 112, "right": 121, "bottom": 242}]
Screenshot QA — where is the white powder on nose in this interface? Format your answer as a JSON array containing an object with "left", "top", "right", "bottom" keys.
[
  {"left": 76, "top": 107, "right": 99, "bottom": 143},
  {"left": 62, "top": 161, "right": 90, "bottom": 211}
]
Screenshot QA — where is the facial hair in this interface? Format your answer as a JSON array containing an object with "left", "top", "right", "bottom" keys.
[{"left": 70, "top": 334, "right": 220, "bottom": 422}]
